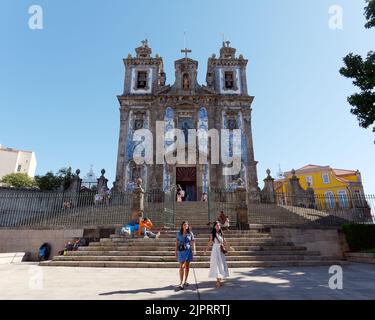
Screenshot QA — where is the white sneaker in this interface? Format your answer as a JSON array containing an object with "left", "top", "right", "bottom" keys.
[
  {"left": 144, "top": 235, "right": 149, "bottom": 239},
  {"left": 156, "top": 232, "right": 161, "bottom": 239}
]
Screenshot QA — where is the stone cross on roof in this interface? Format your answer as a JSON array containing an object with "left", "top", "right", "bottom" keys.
[
  {"left": 181, "top": 47, "right": 192, "bottom": 59},
  {"left": 141, "top": 39, "right": 148, "bottom": 47}
]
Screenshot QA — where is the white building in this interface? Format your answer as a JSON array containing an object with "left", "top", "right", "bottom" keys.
[
  {"left": 82, "top": 165, "right": 98, "bottom": 190},
  {"left": 0, "top": 145, "right": 37, "bottom": 180}
]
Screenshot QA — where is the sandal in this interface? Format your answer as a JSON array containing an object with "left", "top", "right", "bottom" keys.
[
  {"left": 178, "top": 284, "right": 184, "bottom": 290},
  {"left": 184, "top": 282, "right": 189, "bottom": 287}
]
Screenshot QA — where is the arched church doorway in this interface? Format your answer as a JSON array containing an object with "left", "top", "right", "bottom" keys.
[{"left": 176, "top": 167, "right": 196, "bottom": 201}]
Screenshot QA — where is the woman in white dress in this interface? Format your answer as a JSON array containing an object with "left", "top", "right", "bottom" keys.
[{"left": 204, "top": 221, "right": 229, "bottom": 288}]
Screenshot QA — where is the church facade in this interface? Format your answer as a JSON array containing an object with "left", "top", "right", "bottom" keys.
[{"left": 114, "top": 40, "right": 259, "bottom": 201}]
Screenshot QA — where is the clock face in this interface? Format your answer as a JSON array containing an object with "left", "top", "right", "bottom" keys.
[
  {"left": 228, "top": 119, "right": 237, "bottom": 130},
  {"left": 134, "top": 119, "right": 143, "bottom": 130}
]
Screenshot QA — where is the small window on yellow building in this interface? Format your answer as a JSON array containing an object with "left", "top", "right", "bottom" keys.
[
  {"left": 322, "top": 173, "right": 330, "bottom": 184},
  {"left": 305, "top": 176, "right": 313, "bottom": 186}
]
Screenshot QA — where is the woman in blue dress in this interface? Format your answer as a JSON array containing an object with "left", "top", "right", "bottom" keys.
[{"left": 175, "top": 221, "right": 196, "bottom": 290}]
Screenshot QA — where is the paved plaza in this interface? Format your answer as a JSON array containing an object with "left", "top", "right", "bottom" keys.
[{"left": 0, "top": 259, "right": 374, "bottom": 300}]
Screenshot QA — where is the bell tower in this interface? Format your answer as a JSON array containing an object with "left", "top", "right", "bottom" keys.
[
  {"left": 206, "top": 41, "right": 248, "bottom": 95},
  {"left": 171, "top": 47, "right": 199, "bottom": 94},
  {"left": 122, "top": 39, "right": 165, "bottom": 95}
]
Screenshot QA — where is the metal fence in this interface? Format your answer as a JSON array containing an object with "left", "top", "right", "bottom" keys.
[
  {"left": 0, "top": 188, "right": 174, "bottom": 229},
  {"left": 1, "top": 188, "right": 373, "bottom": 229},
  {"left": 0, "top": 191, "right": 133, "bottom": 229},
  {"left": 207, "top": 189, "right": 374, "bottom": 228}
]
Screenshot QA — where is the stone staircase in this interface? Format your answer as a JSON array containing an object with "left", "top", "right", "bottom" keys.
[
  {"left": 247, "top": 204, "right": 350, "bottom": 227},
  {"left": 40, "top": 226, "right": 345, "bottom": 268},
  {"left": 174, "top": 202, "right": 210, "bottom": 227}
]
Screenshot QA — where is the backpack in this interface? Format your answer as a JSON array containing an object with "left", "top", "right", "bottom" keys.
[{"left": 38, "top": 243, "right": 51, "bottom": 261}]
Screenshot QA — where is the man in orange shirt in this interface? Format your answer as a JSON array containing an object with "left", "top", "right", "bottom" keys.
[{"left": 138, "top": 217, "right": 160, "bottom": 239}]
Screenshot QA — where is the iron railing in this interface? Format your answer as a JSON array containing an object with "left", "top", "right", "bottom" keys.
[
  {"left": 0, "top": 191, "right": 133, "bottom": 229},
  {"left": 1, "top": 188, "right": 373, "bottom": 229},
  {"left": 207, "top": 189, "right": 374, "bottom": 228}
]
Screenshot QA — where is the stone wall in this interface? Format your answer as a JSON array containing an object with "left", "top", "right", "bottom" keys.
[
  {"left": 0, "top": 229, "right": 84, "bottom": 261},
  {"left": 271, "top": 227, "right": 350, "bottom": 259}
]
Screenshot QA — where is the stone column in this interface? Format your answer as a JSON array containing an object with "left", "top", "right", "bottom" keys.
[
  {"left": 261, "top": 169, "right": 275, "bottom": 204},
  {"left": 287, "top": 169, "right": 309, "bottom": 207},
  {"left": 242, "top": 109, "right": 259, "bottom": 195},
  {"left": 234, "top": 179, "right": 249, "bottom": 229},
  {"left": 131, "top": 178, "right": 145, "bottom": 222},
  {"left": 97, "top": 169, "right": 109, "bottom": 193},
  {"left": 66, "top": 169, "right": 82, "bottom": 193},
  {"left": 65, "top": 169, "right": 82, "bottom": 208},
  {"left": 114, "top": 108, "right": 130, "bottom": 191}
]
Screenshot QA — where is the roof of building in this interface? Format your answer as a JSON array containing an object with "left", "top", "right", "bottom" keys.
[
  {"left": 333, "top": 168, "right": 358, "bottom": 176},
  {"left": 297, "top": 164, "right": 330, "bottom": 171},
  {"left": 0, "top": 146, "right": 34, "bottom": 154},
  {"left": 278, "top": 164, "right": 360, "bottom": 184}
]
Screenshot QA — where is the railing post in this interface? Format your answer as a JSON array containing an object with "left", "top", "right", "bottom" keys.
[
  {"left": 261, "top": 169, "right": 276, "bottom": 204},
  {"left": 234, "top": 179, "right": 249, "bottom": 230}
]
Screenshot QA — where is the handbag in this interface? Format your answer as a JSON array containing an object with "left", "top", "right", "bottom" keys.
[
  {"left": 216, "top": 235, "right": 227, "bottom": 254},
  {"left": 220, "top": 244, "right": 227, "bottom": 254},
  {"left": 178, "top": 243, "right": 187, "bottom": 251},
  {"left": 178, "top": 235, "right": 187, "bottom": 251}
]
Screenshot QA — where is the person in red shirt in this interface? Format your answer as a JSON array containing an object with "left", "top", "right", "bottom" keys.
[{"left": 138, "top": 217, "right": 160, "bottom": 238}]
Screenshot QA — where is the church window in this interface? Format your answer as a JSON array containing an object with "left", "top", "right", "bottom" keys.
[
  {"left": 224, "top": 71, "right": 234, "bottom": 89},
  {"left": 305, "top": 176, "right": 313, "bottom": 186},
  {"left": 322, "top": 173, "right": 330, "bottom": 184},
  {"left": 137, "top": 71, "right": 147, "bottom": 89}
]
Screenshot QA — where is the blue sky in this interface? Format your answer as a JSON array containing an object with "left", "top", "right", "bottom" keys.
[{"left": 0, "top": 0, "right": 374, "bottom": 192}]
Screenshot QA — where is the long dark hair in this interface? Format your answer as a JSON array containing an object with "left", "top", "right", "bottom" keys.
[
  {"left": 180, "top": 221, "right": 190, "bottom": 234},
  {"left": 211, "top": 221, "right": 224, "bottom": 241}
]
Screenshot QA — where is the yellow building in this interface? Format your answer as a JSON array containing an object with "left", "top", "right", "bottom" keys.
[{"left": 275, "top": 164, "right": 366, "bottom": 209}]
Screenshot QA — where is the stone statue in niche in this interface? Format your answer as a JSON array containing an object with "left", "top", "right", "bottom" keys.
[
  {"left": 183, "top": 73, "right": 190, "bottom": 89},
  {"left": 206, "top": 72, "right": 213, "bottom": 87},
  {"left": 159, "top": 72, "right": 166, "bottom": 86}
]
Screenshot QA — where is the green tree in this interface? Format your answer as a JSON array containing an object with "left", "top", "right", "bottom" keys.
[
  {"left": 58, "top": 167, "right": 74, "bottom": 191},
  {"left": 34, "top": 167, "right": 76, "bottom": 191},
  {"left": 365, "top": 0, "right": 375, "bottom": 29},
  {"left": 34, "top": 171, "right": 62, "bottom": 191},
  {"left": 0, "top": 173, "right": 37, "bottom": 188},
  {"left": 339, "top": 1, "right": 375, "bottom": 134}
]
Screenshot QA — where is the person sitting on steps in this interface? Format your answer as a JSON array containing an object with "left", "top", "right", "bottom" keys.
[
  {"left": 207, "top": 210, "right": 230, "bottom": 230},
  {"left": 138, "top": 217, "right": 160, "bottom": 239}
]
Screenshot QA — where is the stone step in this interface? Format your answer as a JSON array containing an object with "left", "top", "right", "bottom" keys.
[
  {"left": 109, "top": 231, "right": 270, "bottom": 238},
  {"left": 91, "top": 239, "right": 294, "bottom": 246},
  {"left": 52, "top": 255, "right": 327, "bottom": 262},
  {"left": 66, "top": 250, "right": 322, "bottom": 257},
  {"left": 109, "top": 234, "right": 275, "bottom": 240},
  {"left": 40, "top": 260, "right": 347, "bottom": 268},
  {"left": 79, "top": 245, "right": 307, "bottom": 251},
  {"left": 107, "top": 236, "right": 279, "bottom": 242}
]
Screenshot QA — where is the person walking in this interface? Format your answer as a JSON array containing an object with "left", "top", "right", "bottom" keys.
[
  {"left": 204, "top": 221, "right": 229, "bottom": 288},
  {"left": 175, "top": 221, "right": 196, "bottom": 290},
  {"left": 176, "top": 184, "right": 185, "bottom": 202}
]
